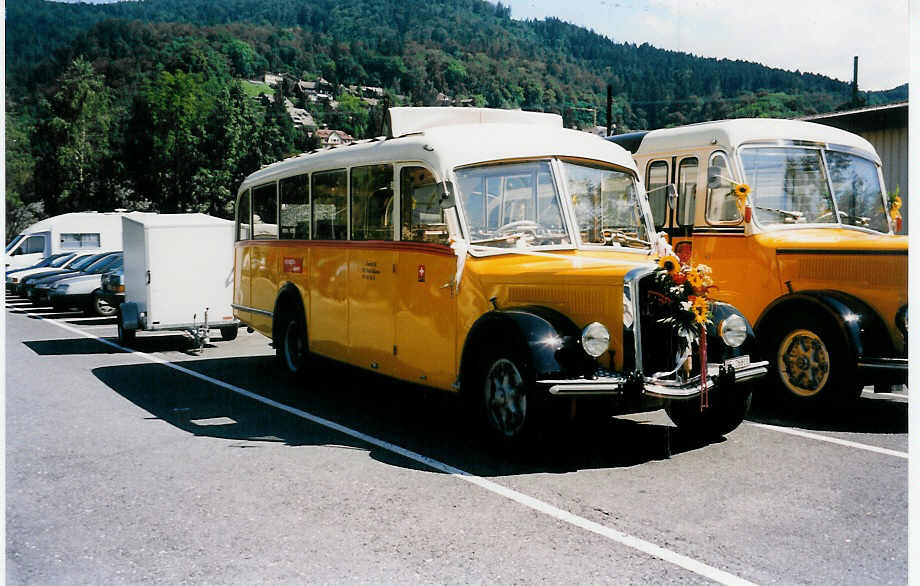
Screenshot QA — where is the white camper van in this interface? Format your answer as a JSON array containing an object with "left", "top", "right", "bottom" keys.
[
  {"left": 117, "top": 213, "right": 239, "bottom": 349},
  {"left": 5, "top": 211, "right": 132, "bottom": 269}
]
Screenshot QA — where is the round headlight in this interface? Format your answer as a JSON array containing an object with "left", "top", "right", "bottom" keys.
[
  {"left": 623, "top": 293, "right": 634, "bottom": 329},
  {"left": 581, "top": 322, "right": 610, "bottom": 358},
  {"left": 718, "top": 313, "right": 747, "bottom": 348}
]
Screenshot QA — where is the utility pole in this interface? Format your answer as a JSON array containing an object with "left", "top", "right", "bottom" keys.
[
  {"left": 606, "top": 85, "right": 613, "bottom": 137},
  {"left": 852, "top": 56, "right": 860, "bottom": 107}
]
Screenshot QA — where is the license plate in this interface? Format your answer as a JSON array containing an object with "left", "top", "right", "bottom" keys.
[{"left": 724, "top": 355, "right": 750, "bottom": 369}]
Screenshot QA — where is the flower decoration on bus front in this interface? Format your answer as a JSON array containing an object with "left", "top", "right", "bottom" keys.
[
  {"left": 888, "top": 186, "right": 902, "bottom": 231},
  {"left": 649, "top": 260, "right": 715, "bottom": 348},
  {"left": 732, "top": 183, "right": 751, "bottom": 215}
]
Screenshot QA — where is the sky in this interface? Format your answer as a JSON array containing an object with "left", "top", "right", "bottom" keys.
[{"left": 503, "top": 0, "right": 910, "bottom": 91}]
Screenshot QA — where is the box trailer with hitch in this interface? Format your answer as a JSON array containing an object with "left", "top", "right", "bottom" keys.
[{"left": 117, "top": 213, "right": 240, "bottom": 350}]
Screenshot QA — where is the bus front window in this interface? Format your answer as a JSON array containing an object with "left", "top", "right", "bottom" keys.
[
  {"left": 826, "top": 151, "right": 890, "bottom": 233},
  {"left": 562, "top": 160, "right": 651, "bottom": 249},
  {"left": 741, "top": 147, "right": 837, "bottom": 226},
  {"left": 455, "top": 161, "right": 570, "bottom": 249}
]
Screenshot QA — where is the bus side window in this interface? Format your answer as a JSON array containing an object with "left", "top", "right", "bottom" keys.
[
  {"left": 400, "top": 166, "right": 448, "bottom": 244},
  {"left": 706, "top": 152, "right": 740, "bottom": 224},
  {"left": 312, "top": 169, "right": 347, "bottom": 240},
  {"left": 645, "top": 160, "right": 669, "bottom": 228},
  {"left": 280, "top": 174, "right": 310, "bottom": 240},
  {"left": 351, "top": 164, "right": 394, "bottom": 241},
  {"left": 237, "top": 189, "right": 251, "bottom": 241},
  {"left": 252, "top": 183, "right": 279, "bottom": 240},
  {"left": 677, "top": 157, "right": 698, "bottom": 226}
]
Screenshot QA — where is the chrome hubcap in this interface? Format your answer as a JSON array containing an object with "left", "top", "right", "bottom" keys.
[
  {"left": 778, "top": 329, "right": 830, "bottom": 397},
  {"left": 484, "top": 358, "right": 527, "bottom": 437}
]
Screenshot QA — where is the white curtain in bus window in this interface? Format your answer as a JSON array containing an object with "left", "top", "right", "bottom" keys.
[
  {"left": 312, "top": 170, "right": 347, "bottom": 240},
  {"left": 237, "top": 189, "right": 251, "bottom": 241},
  {"left": 59, "top": 233, "right": 100, "bottom": 249},
  {"left": 351, "top": 164, "right": 394, "bottom": 241},
  {"left": 706, "top": 152, "right": 740, "bottom": 223},
  {"left": 280, "top": 174, "right": 310, "bottom": 239},
  {"left": 645, "top": 160, "right": 669, "bottom": 228},
  {"left": 400, "top": 166, "right": 448, "bottom": 244},
  {"left": 677, "top": 157, "right": 697, "bottom": 226},
  {"left": 252, "top": 183, "right": 279, "bottom": 240}
]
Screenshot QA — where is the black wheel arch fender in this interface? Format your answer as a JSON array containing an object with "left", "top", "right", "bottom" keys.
[
  {"left": 754, "top": 290, "right": 893, "bottom": 360},
  {"left": 706, "top": 301, "right": 757, "bottom": 360},
  {"left": 459, "top": 305, "right": 591, "bottom": 389},
  {"left": 272, "top": 282, "right": 307, "bottom": 346}
]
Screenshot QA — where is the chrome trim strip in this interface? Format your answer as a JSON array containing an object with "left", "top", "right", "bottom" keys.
[
  {"left": 231, "top": 303, "right": 273, "bottom": 317},
  {"left": 625, "top": 265, "right": 655, "bottom": 377},
  {"left": 857, "top": 359, "right": 908, "bottom": 372}
]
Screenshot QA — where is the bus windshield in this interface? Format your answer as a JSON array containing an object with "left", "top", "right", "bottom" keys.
[
  {"left": 562, "top": 160, "right": 650, "bottom": 249},
  {"left": 455, "top": 161, "right": 571, "bottom": 249},
  {"left": 740, "top": 146, "right": 889, "bottom": 232}
]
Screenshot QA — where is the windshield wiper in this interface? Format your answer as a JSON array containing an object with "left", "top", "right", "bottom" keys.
[{"left": 756, "top": 206, "right": 803, "bottom": 222}]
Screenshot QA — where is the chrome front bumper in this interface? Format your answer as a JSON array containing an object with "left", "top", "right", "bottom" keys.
[{"left": 538, "top": 360, "right": 769, "bottom": 398}]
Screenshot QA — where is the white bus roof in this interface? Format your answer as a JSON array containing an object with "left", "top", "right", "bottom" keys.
[
  {"left": 631, "top": 118, "right": 878, "bottom": 157},
  {"left": 240, "top": 113, "right": 637, "bottom": 192}
]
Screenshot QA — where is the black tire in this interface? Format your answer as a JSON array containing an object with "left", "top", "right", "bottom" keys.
[
  {"left": 117, "top": 310, "right": 136, "bottom": 346},
  {"left": 89, "top": 291, "right": 117, "bottom": 317},
  {"left": 219, "top": 325, "right": 239, "bottom": 341},
  {"left": 275, "top": 308, "right": 308, "bottom": 375},
  {"left": 468, "top": 344, "right": 546, "bottom": 447},
  {"left": 760, "top": 312, "right": 861, "bottom": 407},
  {"left": 665, "top": 384, "right": 752, "bottom": 439}
]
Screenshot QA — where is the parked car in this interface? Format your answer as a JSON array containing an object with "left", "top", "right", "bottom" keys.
[
  {"left": 17, "top": 251, "right": 114, "bottom": 297},
  {"left": 48, "top": 254, "right": 125, "bottom": 316},
  {"left": 28, "top": 252, "right": 122, "bottom": 305},
  {"left": 6, "top": 252, "right": 82, "bottom": 294},
  {"left": 98, "top": 266, "right": 125, "bottom": 314}
]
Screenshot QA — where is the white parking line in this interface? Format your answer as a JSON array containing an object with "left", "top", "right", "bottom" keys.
[
  {"left": 7, "top": 305, "right": 758, "bottom": 586},
  {"left": 745, "top": 422, "right": 907, "bottom": 459}
]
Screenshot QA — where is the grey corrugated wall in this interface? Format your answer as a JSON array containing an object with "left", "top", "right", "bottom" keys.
[{"left": 858, "top": 126, "right": 909, "bottom": 233}]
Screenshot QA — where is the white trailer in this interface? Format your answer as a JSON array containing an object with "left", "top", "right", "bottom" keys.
[
  {"left": 4, "top": 211, "right": 136, "bottom": 269},
  {"left": 117, "top": 213, "right": 239, "bottom": 349}
]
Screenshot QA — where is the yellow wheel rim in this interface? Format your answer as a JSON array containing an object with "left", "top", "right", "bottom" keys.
[{"left": 777, "top": 329, "right": 830, "bottom": 397}]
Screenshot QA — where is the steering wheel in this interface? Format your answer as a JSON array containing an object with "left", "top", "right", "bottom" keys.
[{"left": 496, "top": 220, "right": 542, "bottom": 235}]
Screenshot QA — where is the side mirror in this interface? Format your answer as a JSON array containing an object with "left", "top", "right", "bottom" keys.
[
  {"left": 438, "top": 180, "right": 456, "bottom": 209},
  {"left": 666, "top": 184, "right": 678, "bottom": 210},
  {"left": 707, "top": 168, "right": 727, "bottom": 189}
]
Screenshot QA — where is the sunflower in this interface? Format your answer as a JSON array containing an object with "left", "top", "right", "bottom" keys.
[
  {"left": 733, "top": 183, "right": 750, "bottom": 215},
  {"left": 691, "top": 296, "right": 710, "bottom": 324},
  {"left": 686, "top": 270, "right": 704, "bottom": 290},
  {"left": 658, "top": 254, "right": 681, "bottom": 276}
]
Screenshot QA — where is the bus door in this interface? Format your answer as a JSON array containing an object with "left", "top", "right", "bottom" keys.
[
  {"left": 393, "top": 165, "right": 457, "bottom": 390},
  {"left": 234, "top": 189, "right": 253, "bottom": 324},
  {"left": 348, "top": 164, "right": 398, "bottom": 375},
  {"left": 250, "top": 182, "right": 280, "bottom": 333},
  {"left": 645, "top": 156, "right": 698, "bottom": 263}
]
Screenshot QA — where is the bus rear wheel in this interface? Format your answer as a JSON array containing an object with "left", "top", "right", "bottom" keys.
[{"left": 276, "top": 310, "right": 308, "bottom": 375}]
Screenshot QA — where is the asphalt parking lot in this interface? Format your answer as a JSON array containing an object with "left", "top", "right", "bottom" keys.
[{"left": 4, "top": 295, "right": 908, "bottom": 585}]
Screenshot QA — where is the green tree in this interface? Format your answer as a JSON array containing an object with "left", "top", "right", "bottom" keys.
[{"left": 32, "top": 57, "right": 113, "bottom": 215}]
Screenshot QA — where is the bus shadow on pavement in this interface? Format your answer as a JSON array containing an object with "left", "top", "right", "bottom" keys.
[
  {"left": 746, "top": 394, "right": 907, "bottom": 434},
  {"left": 92, "top": 355, "right": 723, "bottom": 476}
]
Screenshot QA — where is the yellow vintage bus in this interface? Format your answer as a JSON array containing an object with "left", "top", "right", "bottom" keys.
[
  {"left": 233, "top": 107, "right": 767, "bottom": 443},
  {"left": 610, "top": 119, "right": 907, "bottom": 407}
]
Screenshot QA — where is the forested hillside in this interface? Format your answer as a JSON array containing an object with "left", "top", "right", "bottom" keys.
[{"left": 5, "top": 0, "right": 906, "bottom": 234}]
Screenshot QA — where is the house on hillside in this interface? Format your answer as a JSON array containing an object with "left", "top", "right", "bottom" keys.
[
  {"left": 263, "top": 73, "right": 283, "bottom": 87},
  {"left": 800, "top": 101, "right": 909, "bottom": 232},
  {"left": 315, "top": 128, "right": 354, "bottom": 148}
]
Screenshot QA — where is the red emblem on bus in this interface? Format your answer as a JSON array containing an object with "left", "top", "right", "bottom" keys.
[
  {"left": 283, "top": 257, "right": 303, "bottom": 273},
  {"left": 417, "top": 264, "right": 426, "bottom": 282}
]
